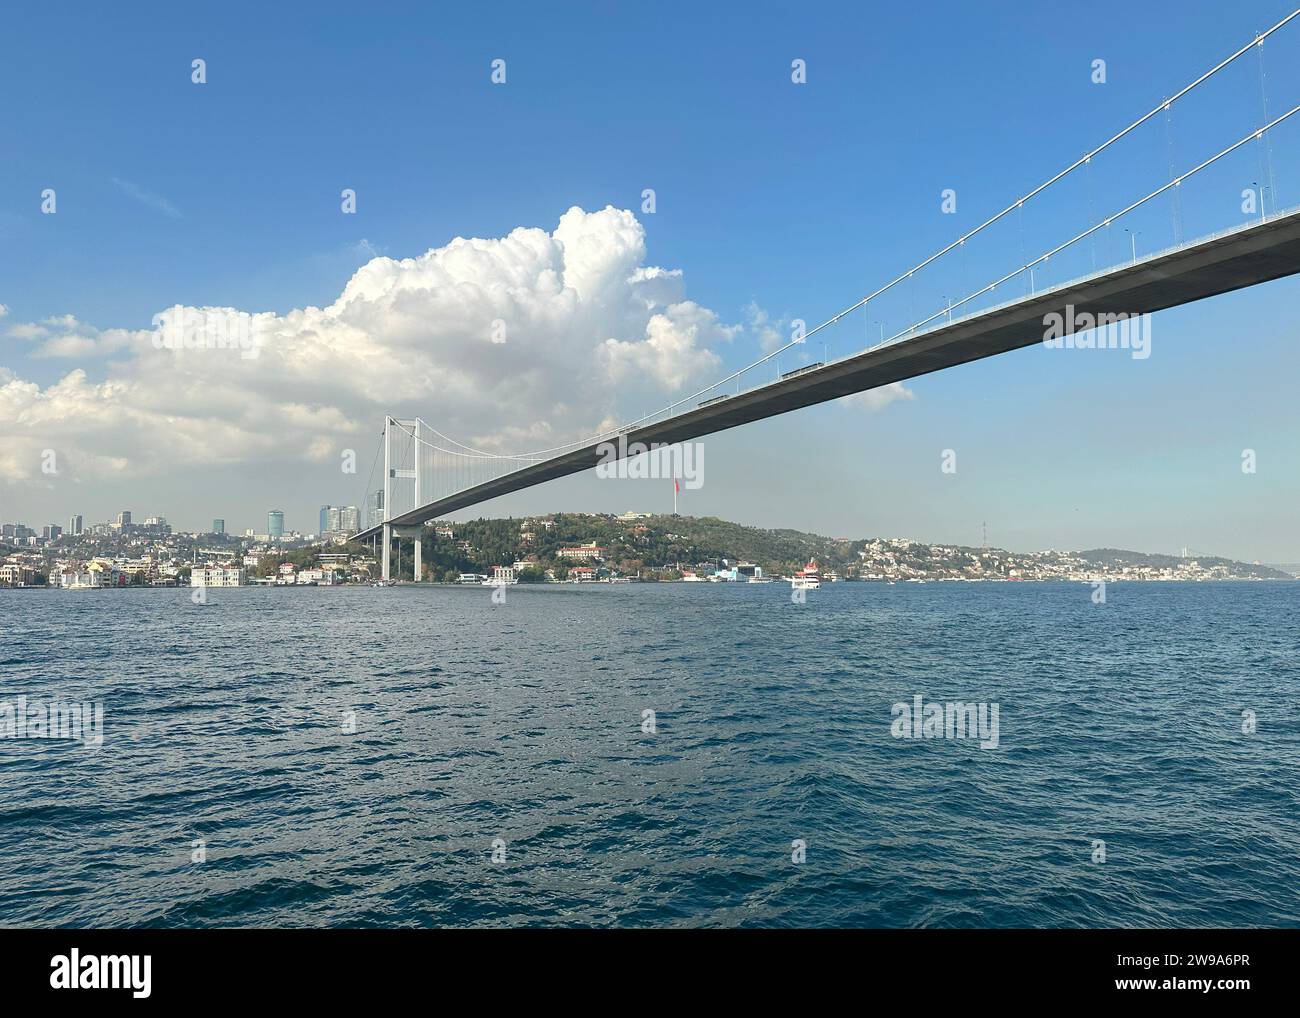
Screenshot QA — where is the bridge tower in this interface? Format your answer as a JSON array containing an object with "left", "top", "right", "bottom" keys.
[{"left": 381, "top": 417, "right": 436, "bottom": 582}]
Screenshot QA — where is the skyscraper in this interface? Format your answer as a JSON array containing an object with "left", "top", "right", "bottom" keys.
[
  {"left": 212, "top": 519, "right": 225, "bottom": 535},
  {"left": 69, "top": 514, "right": 83, "bottom": 536},
  {"left": 339, "top": 506, "right": 360, "bottom": 533},
  {"left": 319, "top": 505, "right": 331, "bottom": 535},
  {"left": 116, "top": 511, "right": 132, "bottom": 529},
  {"left": 268, "top": 510, "right": 285, "bottom": 540}
]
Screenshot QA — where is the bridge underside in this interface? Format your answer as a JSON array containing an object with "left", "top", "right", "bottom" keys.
[{"left": 356, "top": 208, "right": 1300, "bottom": 542}]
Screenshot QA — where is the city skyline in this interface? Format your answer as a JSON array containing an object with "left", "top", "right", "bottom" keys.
[
  {"left": 0, "top": 497, "right": 1291, "bottom": 572},
  {"left": 3, "top": 1, "right": 1299, "bottom": 562}
]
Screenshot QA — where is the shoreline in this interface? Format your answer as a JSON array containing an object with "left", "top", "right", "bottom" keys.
[{"left": 3, "top": 575, "right": 1294, "bottom": 593}]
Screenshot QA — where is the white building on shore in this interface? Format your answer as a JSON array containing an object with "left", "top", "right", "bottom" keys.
[{"left": 191, "top": 566, "right": 246, "bottom": 587}]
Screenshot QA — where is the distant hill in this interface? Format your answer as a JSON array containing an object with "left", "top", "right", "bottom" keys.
[
  {"left": 366, "top": 514, "right": 1289, "bottom": 581},
  {"left": 1077, "top": 548, "right": 1291, "bottom": 580},
  {"left": 403, "top": 513, "right": 854, "bottom": 578}
]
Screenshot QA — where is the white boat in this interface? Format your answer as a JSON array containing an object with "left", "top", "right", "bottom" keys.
[{"left": 790, "top": 559, "right": 822, "bottom": 590}]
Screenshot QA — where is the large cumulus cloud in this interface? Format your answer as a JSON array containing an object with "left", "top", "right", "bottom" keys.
[{"left": 1, "top": 206, "right": 739, "bottom": 485}]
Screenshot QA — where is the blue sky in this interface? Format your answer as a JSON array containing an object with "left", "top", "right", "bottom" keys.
[{"left": 2, "top": 0, "right": 1299, "bottom": 561}]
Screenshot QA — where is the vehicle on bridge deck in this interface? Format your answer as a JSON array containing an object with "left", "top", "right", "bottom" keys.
[{"left": 780, "top": 362, "right": 824, "bottom": 380}]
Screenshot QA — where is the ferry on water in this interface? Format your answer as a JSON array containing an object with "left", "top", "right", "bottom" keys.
[{"left": 790, "top": 559, "right": 822, "bottom": 590}]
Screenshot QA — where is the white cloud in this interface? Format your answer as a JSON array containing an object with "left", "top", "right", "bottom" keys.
[
  {"left": 11, "top": 315, "right": 144, "bottom": 359},
  {"left": 112, "top": 178, "right": 181, "bottom": 219},
  {"left": 744, "top": 301, "right": 786, "bottom": 353},
  {"left": 600, "top": 301, "right": 735, "bottom": 391},
  {"left": 841, "top": 381, "right": 915, "bottom": 412},
  {"left": 0, "top": 206, "right": 740, "bottom": 484}
]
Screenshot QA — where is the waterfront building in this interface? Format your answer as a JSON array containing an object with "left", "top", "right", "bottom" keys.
[
  {"left": 87, "top": 560, "right": 127, "bottom": 587},
  {"left": 59, "top": 568, "right": 96, "bottom": 588},
  {"left": 558, "top": 542, "right": 606, "bottom": 561},
  {"left": 190, "top": 565, "right": 246, "bottom": 587},
  {"left": 0, "top": 563, "right": 37, "bottom": 586},
  {"left": 487, "top": 565, "right": 517, "bottom": 585}
]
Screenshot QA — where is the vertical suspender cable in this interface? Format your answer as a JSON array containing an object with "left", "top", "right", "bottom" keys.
[
  {"left": 1165, "top": 102, "right": 1182, "bottom": 243},
  {"left": 1258, "top": 34, "right": 1278, "bottom": 213},
  {"left": 1086, "top": 157, "right": 1097, "bottom": 270}
]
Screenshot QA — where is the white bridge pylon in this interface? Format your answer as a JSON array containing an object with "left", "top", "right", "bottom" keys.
[
  {"left": 377, "top": 416, "right": 539, "bottom": 581},
  {"left": 380, "top": 417, "right": 441, "bottom": 582}
]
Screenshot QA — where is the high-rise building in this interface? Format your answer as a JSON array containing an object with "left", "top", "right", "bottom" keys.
[
  {"left": 319, "top": 505, "right": 331, "bottom": 535},
  {"left": 43, "top": 524, "right": 63, "bottom": 541},
  {"left": 339, "top": 506, "right": 360, "bottom": 533},
  {"left": 115, "top": 510, "right": 132, "bottom": 529},
  {"left": 268, "top": 510, "right": 285, "bottom": 541},
  {"left": 326, "top": 507, "right": 342, "bottom": 533},
  {"left": 212, "top": 519, "right": 225, "bottom": 535},
  {"left": 367, "top": 489, "right": 384, "bottom": 530},
  {"left": 133, "top": 516, "right": 172, "bottom": 536},
  {"left": 69, "top": 514, "right": 83, "bottom": 536}
]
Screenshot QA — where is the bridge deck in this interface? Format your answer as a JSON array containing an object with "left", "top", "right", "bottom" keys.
[{"left": 356, "top": 207, "right": 1300, "bottom": 541}]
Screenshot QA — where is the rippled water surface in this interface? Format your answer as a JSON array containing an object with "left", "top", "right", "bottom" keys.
[{"left": 2, "top": 581, "right": 1298, "bottom": 927}]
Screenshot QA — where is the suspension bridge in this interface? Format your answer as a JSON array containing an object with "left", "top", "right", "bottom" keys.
[{"left": 355, "top": 12, "right": 1300, "bottom": 581}]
